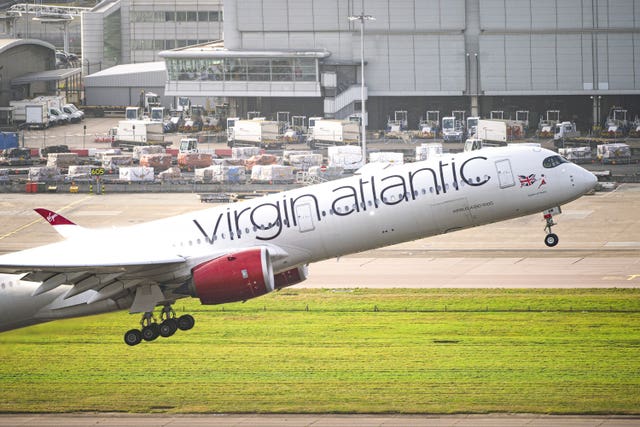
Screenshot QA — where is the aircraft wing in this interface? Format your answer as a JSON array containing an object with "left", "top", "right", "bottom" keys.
[
  {"left": 0, "top": 208, "right": 290, "bottom": 309},
  {"left": 0, "top": 238, "right": 193, "bottom": 300}
]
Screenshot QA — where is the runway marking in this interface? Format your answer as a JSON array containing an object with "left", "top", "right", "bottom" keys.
[
  {"left": 72, "top": 211, "right": 122, "bottom": 216},
  {"left": 605, "top": 242, "right": 640, "bottom": 247},
  {"left": 627, "top": 275, "right": 640, "bottom": 281},
  {"left": 359, "top": 258, "right": 377, "bottom": 267},
  {"left": 0, "top": 196, "right": 92, "bottom": 241}
]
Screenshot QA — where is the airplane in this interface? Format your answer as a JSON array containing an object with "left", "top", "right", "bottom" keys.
[{"left": 0, "top": 145, "right": 597, "bottom": 345}]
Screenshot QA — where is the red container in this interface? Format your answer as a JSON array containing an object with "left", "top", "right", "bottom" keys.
[
  {"left": 215, "top": 148, "right": 232, "bottom": 158},
  {"left": 25, "top": 182, "right": 37, "bottom": 193},
  {"left": 70, "top": 149, "right": 89, "bottom": 157},
  {"left": 30, "top": 148, "right": 40, "bottom": 157},
  {"left": 165, "top": 148, "right": 179, "bottom": 157}
]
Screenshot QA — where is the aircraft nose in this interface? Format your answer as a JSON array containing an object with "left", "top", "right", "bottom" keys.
[{"left": 573, "top": 165, "right": 598, "bottom": 195}]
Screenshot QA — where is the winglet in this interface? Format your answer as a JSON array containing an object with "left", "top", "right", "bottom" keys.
[
  {"left": 34, "top": 208, "right": 83, "bottom": 238},
  {"left": 35, "top": 208, "right": 76, "bottom": 226}
]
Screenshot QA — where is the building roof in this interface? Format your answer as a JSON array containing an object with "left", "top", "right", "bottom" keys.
[
  {"left": 0, "top": 38, "right": 56, "bottom": 56},
  {"left": 159, "top": 40, "right": 331, "bottom": 60},
  {"left": 86, "top": 61, "right": 166, "bottom": 78},
  {"left": 84, "top": 62, "right": 167, "bottom": 87},
  {"left": 11, "top": 67, "right": 80, "bottom": 85}
]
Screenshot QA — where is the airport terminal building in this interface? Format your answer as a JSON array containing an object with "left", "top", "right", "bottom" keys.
[{"left": 83, "top": 0, "right": 640, "bottom": 131}]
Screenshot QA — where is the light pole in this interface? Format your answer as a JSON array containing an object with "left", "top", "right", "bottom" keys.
[{"left": 348, "top": 11, "right": 375, "bottom": 165}]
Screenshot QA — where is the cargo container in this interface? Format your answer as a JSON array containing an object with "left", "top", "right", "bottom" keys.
[
  {"left": 108, "top": 120, "right": 169, "bottom": 150},
  {"left": 597, "top": 143, "right": 631, "bottom": 164},
  {"left": 327, "top": 146, "right": 364, "bottom": 171},
  {"left": 0, "top": 132, "right": 18, "bottom": 150},
  {"left": 228, "top": 119, "right": 281, "bottom": 148},
  {"left": 309, "top": 119, "right": 360, "bottom": 148}
]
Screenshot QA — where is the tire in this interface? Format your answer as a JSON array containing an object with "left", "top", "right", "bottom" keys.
[
  {"left": 160, "top": 319, "right": 178, "bottom": 337},
  {"left": 177, "top": 314, "right": 195, "bottom": 331},
  {"left": 545, "top": 233, "right": 559, "bottom": 247},
  {"left": 142, "top": 324, "right": 160, "bottom": 341},
  {"left": 124, "top": 329, "right": 142, "bottom": 346}
]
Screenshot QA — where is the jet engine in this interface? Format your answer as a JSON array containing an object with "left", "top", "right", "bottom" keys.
[{"left": 190, "top": 247, "right": 274, "bottom": 304}]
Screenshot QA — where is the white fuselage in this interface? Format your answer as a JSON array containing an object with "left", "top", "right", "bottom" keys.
[{"left": 0, "top": 145, "right": 597, "bottom": 332}]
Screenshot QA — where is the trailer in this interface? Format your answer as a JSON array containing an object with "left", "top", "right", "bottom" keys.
[
  {"left": 601, "top": 107, "right": 629, "bottom": 138},
  {"left": 418, "top": 111, "right": 440, "bottom": 139},
  {"left": 309, "top": 119, "right": 360, "bottom": 149},
  {"left": 228, "top": 119, "right": 281, "bottom": 149},
  {"left": 108, "top": 120, "right": 169, "bottom": 150},
  {"left": 558, "top": 146, "right": 592, "bottom": 164},
  {"left": 597, "top": 143, "right": 631, "bottom": 164}
]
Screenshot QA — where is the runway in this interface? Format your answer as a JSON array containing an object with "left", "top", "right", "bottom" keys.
[
  {"left": 2, "top": 414, "right": 640, "bottom": 427},
  {"left": 1, "top": 184, "right": 639, "bottom": 289}
]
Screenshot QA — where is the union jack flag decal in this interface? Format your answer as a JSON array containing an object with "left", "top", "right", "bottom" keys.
[{"left": 519, "top": 174, "right": 537, "bottom": 187}]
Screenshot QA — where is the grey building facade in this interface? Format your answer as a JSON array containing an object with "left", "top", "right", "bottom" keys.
[
  {"left": 220, "top": 0, "right": 640, "bottom": 130},
  {"left": 81, "top": 0, "right": 223, "bottom": 75}
]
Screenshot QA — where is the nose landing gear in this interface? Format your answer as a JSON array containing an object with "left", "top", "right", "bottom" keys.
[
  {"left": 124, "top": 305, "right": 196, "bottom": 346},
  {"left": 543, "top": 207, "right": 561, "bottom": 247}
]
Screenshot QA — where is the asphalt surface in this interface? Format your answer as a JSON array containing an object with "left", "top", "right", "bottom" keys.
[{"left": 1, "top": 184, "right": 639, "bottom": 288}]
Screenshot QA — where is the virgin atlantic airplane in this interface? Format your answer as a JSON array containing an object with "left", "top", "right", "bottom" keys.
[{"left": 0, "top": 145, "right": 597, "bottom": 345}]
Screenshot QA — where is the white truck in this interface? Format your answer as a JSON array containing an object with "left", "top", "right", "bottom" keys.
[
  {"left": 466, "top": 116, "right": 480, "bottom": 138},
  {"left": 441, "top": 116, "right": 464, "bottom": 142},
  {"left": 309, "top": 119, "right": 360, "bottom": 149},
  {"left": 10, "top": 100, "right": 50, "bottom": 129},
  {"left": 108, "top": 120, "right": 169, "bottom": 150},
  {"left": 464, "top": 120, "right": 509, "bottom": 152},
  {"left": 25, "top": 104, "right": 50, "bottom": 129},
  {"left": 553, "top": 121, "right": 580, "bottom": 144},
  {"left": 61, "top": 103, "right": 84, "bottom": 122},
  {"left": 228, "top": 119, "right": 281, "bottom": 148}
]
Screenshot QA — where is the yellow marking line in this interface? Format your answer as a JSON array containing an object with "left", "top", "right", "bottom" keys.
[
  {"left": 627, "top": 274, "right": 640, "bottom": 281},
  {"left": 0, "top": 196, "right": 93, "bottom": 241}
]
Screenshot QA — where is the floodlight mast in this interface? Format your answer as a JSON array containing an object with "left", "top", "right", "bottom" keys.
[{"left": 348, "top": 12, "right": 375, "bottom": 165}]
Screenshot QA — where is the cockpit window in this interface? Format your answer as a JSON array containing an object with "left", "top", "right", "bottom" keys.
[{"left": 543, "top": 155, "right": 568, "bottom": 168}]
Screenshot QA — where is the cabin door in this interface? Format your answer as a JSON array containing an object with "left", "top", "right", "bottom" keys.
[
  {"left": 295, "top": 203, "right": 315, "bottom": 232},
  {"left": 495, "top": 159, "right": 515, "bottom": 189}
]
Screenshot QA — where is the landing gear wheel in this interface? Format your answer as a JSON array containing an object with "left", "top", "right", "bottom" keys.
[
  {"left": 142, "top": 323, "right": 160, "bottom": 341},
  {"left": 160, "top": 318, "right": 178, "bottom": 337},
  {"left": 124, "top": 329, "right": 142, "bottom": 346},
  {"left": 545, "top": 233, "right": 559, "bottom": 247},
  {"left": 177, "top": 314, "right": 195, "bottom": 331}
]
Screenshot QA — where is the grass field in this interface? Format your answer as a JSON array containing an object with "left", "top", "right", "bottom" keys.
[{"left": 0, "top": 288, "right": 639, "bottom": 414}]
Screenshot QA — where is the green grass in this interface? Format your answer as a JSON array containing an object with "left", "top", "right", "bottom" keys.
[{"left": 0, "top": 289, "right": 639, "bottom": 414}]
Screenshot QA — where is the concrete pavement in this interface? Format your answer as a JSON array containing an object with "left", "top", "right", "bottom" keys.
[{"left": 1, "top": 185, "right": 639, "bottom": 288}]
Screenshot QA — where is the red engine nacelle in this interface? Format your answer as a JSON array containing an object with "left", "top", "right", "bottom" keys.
[
  {"left": 191, "top": 247, "right": 274, "bottom": 304},
  {"left": 274, "top": 265, "right": 308, "bottom": 289}
]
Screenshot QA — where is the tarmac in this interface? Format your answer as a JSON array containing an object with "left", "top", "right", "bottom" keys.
[{"left": 1, "top": 184, "right": 639, "bottom": 289}]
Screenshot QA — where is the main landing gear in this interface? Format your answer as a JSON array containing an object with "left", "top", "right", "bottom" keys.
[
  {"left": 124, "top": 305, "right": 195, "bottom": 346},
  {"left": 543, "top": 207, "right": 561, "bottom": 247}
]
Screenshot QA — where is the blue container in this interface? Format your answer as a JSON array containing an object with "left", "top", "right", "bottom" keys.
[{"left": 0, "top": 132, "right": 18, "bottom": 150}]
